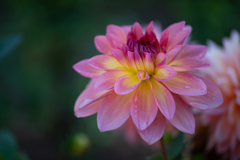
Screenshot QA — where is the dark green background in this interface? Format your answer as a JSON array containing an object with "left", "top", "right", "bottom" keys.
[{"left": 0, "top": 0, "right": 239, "bottom": 159}]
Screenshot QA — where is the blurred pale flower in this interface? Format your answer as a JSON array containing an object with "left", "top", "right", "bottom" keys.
[
  {"left": 73, "top": 21, "right": 223, "bottom": 145},
  {"left": 200, "top": 30, "right": 240, "bottom": 160}
]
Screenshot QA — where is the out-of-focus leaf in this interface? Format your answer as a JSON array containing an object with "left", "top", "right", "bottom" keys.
[
  {"left": 167, "top": 133, "right": 184, "bottom": 159},
  {"left": 146, "top": 153, "right": 163, "bottom": 160},
  {"left": 0, "top": 34, "right": 22, "bottom": 60},
  {"left": 0, "top": 130, "right": 17, "bottom": 160},
  {"left": 16, "top": 152, "right": 29, "bottom": 160}
]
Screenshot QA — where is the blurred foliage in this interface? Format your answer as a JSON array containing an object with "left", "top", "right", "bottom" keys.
[
  {"left": 0, "top": 0, "right": 239, "bottom": 159},
  {"left": 0, "top": 129, "right": 29, "bottom": 160},
  {"left": 0, "top": 34, "right": 22, "bottom": 60},
  {"left": 147, "top": 133, "right": 185, "bottom": 160}
]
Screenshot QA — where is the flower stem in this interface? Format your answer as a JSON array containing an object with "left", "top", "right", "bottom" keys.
[{"left": 159, "top": 138, "right": 168, "bottom": 160}]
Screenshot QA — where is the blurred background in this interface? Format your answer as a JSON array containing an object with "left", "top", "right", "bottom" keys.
[{"left": 0, "top": 0, "right": 240, "bottom": 159}]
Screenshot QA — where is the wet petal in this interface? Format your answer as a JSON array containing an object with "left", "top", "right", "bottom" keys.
[
  {"left": 176, "top": 45, "right": 208, "bottom": 59},
  {"left": 169, "top": 95, "right": 195, "bottom": 134},
  {"left": 163, "top": 72, "right": 207, "bottom": 96},
  {"left": 137, "top": 112, "right": 165, "bottom": 145},
  {"left": 97, "top": 91, "right": 135, "bottom": 131},
  {"left": 170, "top": 58, "right": 210, "bottom": 72},
  {"left": 182, "top": 77, "right": 223, "bottom": 110},
  {"left": 111, "top": 49, "right": 130, "bottom": 69},
  {"left": 153, "top": 65, "right": 177, "bottom": 82},
  {"left": 165, "top": 45, "right": 182, "bottom": 64},
  {"left": 150, "top": 78, "right": 176, "bottom": 119},
  {"left": 131, "top": 80, "right": 158, "bottom": 131}
]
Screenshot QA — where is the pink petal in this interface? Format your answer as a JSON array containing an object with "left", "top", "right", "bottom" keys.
[
  {"left": 167, "top": 30, "right": 190, "bottom": 51},
  {"left": 145, "top": 21, "right": 154, "bottom": 34},
  {"left": 74, "top": 80, "right": 103, "bottom": 117},
  {"left": 137, "top": 70, "right": 149, "bottom": 80},
  {"left": 169, "top": 94, "right": 195, "bottom": 134},
  {"left": 159, "top": 29, "right": 169, "bottom": 51},
  {"left": 166, "top": 21, "right": 185, "bottom": 38},
  {"left": 94, "top": 35, "right": 112, "bottom": 55},
  {"left": 107, "top": 25, "right": 127, "bottom": 42},
  {"left": 131, "top": 80, "right": 158, "bottom": 130},
  {"left": 137, "top": 112, "right": 165, "bottom": 145},
  {"left": 143, "top": 52, "right": 154, "bottom": 74},
  {"left": 176, "top": 45, "right": 208, "bottom": 59},
  {"left": 170, "top": 58, "right": 210, "bottom": 72},
  {"left": 106, "top": 33, "right": 124, "bottom": 47},
  {"left": 88, "top": 55, "right": 123, "bottom": 70},
  {"left": 97, "top": 91, "right": 135, "bottom": 131},
  {"left": 163, "top": 72, "right": 207, "bottom": 96},
  {"left": 127, "top": 51, "right": 138, "bottom": 72},
  {"left": 114, "top": 75, "right": 141, "bottom": 95},
  {"left": 155, "top": 53, "right": 166, "bottom": 65},
  {"left": 214, "top": 115, "right": 233, "bottom": 143},
  {"left": 132, "top": 22, "right": 143, "bottom": 40},
  {"left": 73, "top": 59, "right": 105, "bottom": 78},
  {"left": 75, "top": 98, "right": 103, "bottom": 118},
  {"left": 94, "top": 69, "right": 130, "bottom": 92},
  {"left": 150, "top": 78, "right": 176, "bottom": 119},
  {"left": 111, "top": 49, "right": 130, "bottom": 69},
  {"left": 153, "top": 65, "right": 177, "bottom": 82},
  {"left": 122, "top": 25, "right": 131, "bottom": 35},
  {"left": 134, "top": 50, "right": 145, "bottom": 70},
  {"left": 182, "top": 77, "right": 223, "bottom": 110},
  {"left": 165, "top": 45, "right": 183, "bottom": 64}
]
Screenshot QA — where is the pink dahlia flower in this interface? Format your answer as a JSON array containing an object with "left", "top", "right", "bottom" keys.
[
  {"left": 73, "top": 21, "right": 223, "bottom": 145},
  {"left": 200, "top": 30, "right": 240, "bottom": 160}
]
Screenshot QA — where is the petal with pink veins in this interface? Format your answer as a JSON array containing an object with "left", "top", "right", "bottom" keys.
[
  {"left": 94, "top": 36, "right": 112, "bottom": 55},
  {"left": 106, "top": 33, "right": 124, "bottom": 47},
  {"left": 94, "top": 69, "right": 131, "bottom": 92},
  {"left": 165, "top": 45, "right": 183, "bottom": 64},
  {"left": 159, "top": 29, "right": 169, "bottom": 51},
  {"left": 73, "top": 59, "right": 105, "bottom": 78},
  {"left": 150, "top": 78, "right": 176, "bottom": 119},
  {"left": 170, "top": 58, "right": 210, "bottom": 72},
  {"left": 88, "top": 55, "right": 123, "bottom": 70},
  {"left": 155, "top": 53, "right": 166, "bottom": 65},
  {"left": 111, "top": 49, "right": 130, "bottom": 69},
  {"left": 115, "top": 75, "right": 141, "bottom": 95},
  {"left": 97, "top": 91, "right": 135, "bottom": 131},
  {"left": 131, "top": 80, "right": 158, "bottom": 131},
  {"left": 182, "top": 77, "right": 223, "bottom": 110},
  {"left": 153, "top": 65, "right": 177, "bottom": 82},
  {"left": 134, "top": 50, "right": 145, "bottom": 70},
  {"left": 143, "top": 52, "right": 154, "bottom": 74},
  {"left": 167, "top": 30, "right": 190, "bottom": 51},
  {"left": 165, "top": 21, "right": 185, "bottom": 38},
  {"left": 176, "top": 45, "right": 208, "bottom": 59},
  {"left": 128, "top": 51, "right": 138, "bottom": 72},
  {"left": 145, "top": 21, "right": 154, "bottom": 34},
  {"left": 107, "top": 25, "right": 127, "bottom": 43},
  {"left": 74, "top": 80, "right": 103, "bottom": 117},
  {"left": 169, "top": 94, "right": 195, "bottom": 134},
  {"left": 163, "top": 72, "right": 207, "bottom": 96},
  {"left": 137, "top": 112, "right": 165, "bottom": 145},
  {"left": 132, "top": 22, "right": 143, "bottom": 40}
]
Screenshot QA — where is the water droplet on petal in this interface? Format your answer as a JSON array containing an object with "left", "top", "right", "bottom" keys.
[{"left": 185, "top": 86, "right": 191, "bottom": 89}]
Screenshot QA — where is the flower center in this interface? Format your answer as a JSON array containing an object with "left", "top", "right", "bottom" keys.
[
  {"left": 127, "top": 30, "right": 159, "bottom": 55},
  {"left": 137, "top": 70, "right": 149, "bottom": 80}
]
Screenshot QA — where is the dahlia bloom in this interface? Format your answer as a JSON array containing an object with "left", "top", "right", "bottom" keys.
[
  {"left": 73, "top": 21, "right": 223, "bottom": 145},
  {"left": 200, "top": 30, "right": 240, "bottom": 160}
]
